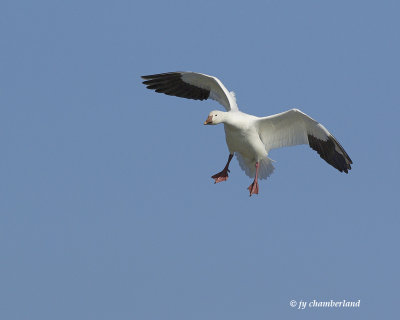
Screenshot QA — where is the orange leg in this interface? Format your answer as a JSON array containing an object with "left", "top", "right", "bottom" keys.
[{"left": 248, "top": 162, "right": 259, "bottom": 196}]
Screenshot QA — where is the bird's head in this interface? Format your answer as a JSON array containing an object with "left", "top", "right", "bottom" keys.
[{"left": 204, "top": 110, "right": 226, "bottom": 125}]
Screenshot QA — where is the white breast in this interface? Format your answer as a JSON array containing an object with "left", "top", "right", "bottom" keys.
[{"left": 224, "top": 123, "right": 267, "bottom": 162}]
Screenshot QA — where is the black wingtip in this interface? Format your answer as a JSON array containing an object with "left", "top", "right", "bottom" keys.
[
  {"left": 308, "top": 134, "right": 353, "bottom": 174},
  {"left": 141, "top": 72, "right": 181, "bottom": 80},
  {"left": 140, "top": 72, "right": 210, "bottom": 101}
]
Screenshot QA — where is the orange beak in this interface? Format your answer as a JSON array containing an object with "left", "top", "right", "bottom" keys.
[{"left": 204, "top": 115, "right": 213, "bottom": 125}]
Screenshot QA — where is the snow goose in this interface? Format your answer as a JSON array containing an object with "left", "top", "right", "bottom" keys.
[{"left": 141, "top": 72, "right": 352, "bottom": 196}]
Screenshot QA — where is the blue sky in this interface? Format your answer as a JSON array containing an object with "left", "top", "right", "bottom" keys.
[{"left": 1, "top": 0, "right": 399, "bottom": 319}]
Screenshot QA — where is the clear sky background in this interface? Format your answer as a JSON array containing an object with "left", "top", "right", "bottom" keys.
[{"left": 1, "top": 0, "right": 399, "bottom": 319}]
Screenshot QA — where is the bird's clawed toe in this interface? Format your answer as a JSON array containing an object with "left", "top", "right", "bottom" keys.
[
  {"left": 247, "top": 181, "right": 259, "bottom": 196},
  {"left": 211, "top": 169, "right": 230, "bottom": 184}
]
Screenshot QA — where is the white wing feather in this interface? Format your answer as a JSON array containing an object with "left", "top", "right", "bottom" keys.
[
  {"left": 181, "top": 72, "right": 238, "bottom": 111},
  {"left": 142, "top": 71, "right": 238, "bottom": 112},
  {"left": 256, "top": 108, "right": 352, "bottom": 173},
  {"left": 256, "top": 109, "right": 329, "bottom": 151}
]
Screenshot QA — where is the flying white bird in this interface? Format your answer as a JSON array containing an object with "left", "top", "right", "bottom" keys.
[{"left": 141, "top": 72, "right": 352, "bottom": 196}]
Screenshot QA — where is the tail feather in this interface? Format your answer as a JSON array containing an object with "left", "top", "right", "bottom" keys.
[{"left": 236, "top": 153, "right": 275, "bottom": 180}]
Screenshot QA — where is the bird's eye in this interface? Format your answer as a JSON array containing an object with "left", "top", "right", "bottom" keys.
[{"left": 215, "top": 114, "right": 217, "bottom": 116}]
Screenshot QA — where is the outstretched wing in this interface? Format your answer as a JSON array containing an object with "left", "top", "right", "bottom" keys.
[
  {"left": 141, "top": 72, "right": 238, "bottom": 111},
  {"left": 256, "top": 109, "right": 352, "bottom": 173}
]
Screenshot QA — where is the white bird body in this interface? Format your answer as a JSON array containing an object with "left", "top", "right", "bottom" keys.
[
  {"left": 225, "top": 121, "right": 266, "bottom": 161},
  {"left": 224, "top": 112, "right": 266, "bottom": 159},
  {"left": 220, "top": 111, "right": 270, "bottom": 174},
  {"left": 141, "top": 71, "right": 352, "bottom": 195}
]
